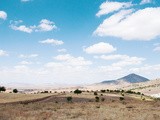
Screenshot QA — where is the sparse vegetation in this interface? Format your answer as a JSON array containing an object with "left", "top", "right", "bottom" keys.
[
  {"left": 95, "top": 96, "right": 99, "bottom": 102},
  {"left": 119, "top": 97, "right": 124, "bottom": 101},
  {"left": 101, "top": 97, "right": 105, "bottom": 102},
  {"left": 74, "top": 89, "right": 82, "bottom": 94},
  {"left": 67, "top": 96, "right": 72, "bottom": 102},
  {"left": 13, "top": 89, "right": 18, "bottom": 93},
  {"left": 100, "top": 90, "right": 106, "bottom": 93},
  {"left": 0, "top": 90, "right": 159, "bottom": 120},
  {"left": 94, "top": 92, "right": 98, "bottom": 96},
  {"left": 0, "top": 86, "right": 6, "bottom": 92}
]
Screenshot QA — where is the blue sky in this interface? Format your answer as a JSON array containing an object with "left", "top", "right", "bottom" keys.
[{"left": 0, "top": 0, "right": 160, "bottom": 86}]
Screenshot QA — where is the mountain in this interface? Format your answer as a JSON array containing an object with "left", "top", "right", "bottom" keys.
[{"left": 101, "top": 73, "right": 149, "bottom": 84}]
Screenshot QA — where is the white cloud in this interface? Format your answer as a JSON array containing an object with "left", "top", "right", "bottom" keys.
[
  {"left": 20, "top": 61, "right": 32, "bottom": 65},
  {"left": 97, "top": 54, "right": 128, "bottom": 60},
  {"left": 140, "top": 0, "right": 152, "bottom": 4},
  {"left": 19, "top": 54, "right": 38, "bottom": 58},
  {"left": 11, "top": 25, "right": 33, "bottom": 33},
  {"left": 35, "top": 19, "right": 56, "bottom": 32},
  {"left": 57, "top": 49, "right": 67, "bottom": 52},
  {"left": 10, "top": 19, "right": 56, "bottom": 33},
  {"left": 94, "top": 7, "right": 160, "bottom": 41},
  {"left": 21, "top": 0, "right": 31, "bottom": 2},
  {"left": 153, "top": 46, "right": 160, "bottom": 52},
  {"left": 0, "top": 50, "right": 8, "bottom": 56},
  {"left": 96, "top": 1, "right": 132, "bottom": 17},
  {"left": 111, "top": 57, "right": 145, "bottom": 67},
  {"left": 129, "top": 64, "right": 160, "bottom": 78},
  {"left": 0, "top": 11, "right": 7, "bottom": 20},
  {"left": 39, "top": 39, "right": 64, "bottom": 45},
  {"left": 96, "top": 54, "right": 145, "bottom": 67},
  {"left": 53, "top": 54, "right": 92, "bottom": 66},
  {"left": 83, "top": 42, "right": 116, "bottom": 54},
  {"left": 153, "top": 43, "right": 160, "bottom": 52}
]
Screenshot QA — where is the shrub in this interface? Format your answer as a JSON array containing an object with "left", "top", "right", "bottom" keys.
[
  {"left": 119, "top": 97, "right": 124, "bottom": 101},
  {"left": 100, "top": 90, "right": 106, "bottom": 93},
  {"left": 94, "top": 92, "right": 98, "bottom": 96},
  {"left": 44, "top": 91, "right": 49, "bottom": 93},
  {"left": 13, "top": 89, "right": 18, "bottom": 93},
  {"left": 137, "top": 92, "right": 141, "bottom": 95},
  {"left": 101, "top": 97, "right": 105, "bottom": 102},
  {"left": 142, "top": 98, "right": 145, "bottom": 101},
  {"left": 0, "top": 86, "right": 6, "bottom": 92},
  {"left": 121, "top": 93, "right": 124, "bottom": 96},
  {"left": 95, "top": 96, "right": 99, "bottom": 102},
  {"left": 67, "top": 96, "right": 72, "bottom": 102},
  {"left": 74, "top": 89, "right": 82, "bottom": 94}
]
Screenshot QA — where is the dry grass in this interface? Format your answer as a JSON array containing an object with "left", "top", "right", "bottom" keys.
[
  {"left": 0, "top": 92, "right": 159, "bottom": 120},
  {"left": 0, "top": 93, "right": 52, "bottom": 103}
]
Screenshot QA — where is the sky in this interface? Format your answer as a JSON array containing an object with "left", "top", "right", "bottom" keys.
[{"left": 0, "top": 0, "right": 160, "bottom": 86}]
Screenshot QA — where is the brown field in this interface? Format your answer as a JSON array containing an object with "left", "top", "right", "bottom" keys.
[
  {"left": 0, "top": 93, "right": 53, "bottom": 103},
  {"left": 0, "top": 92, "right": 160, "bottom": 120}
]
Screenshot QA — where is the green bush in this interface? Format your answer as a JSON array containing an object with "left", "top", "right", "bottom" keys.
[
  {"left": 74, "top": 89, "right": 82, "bottom": 94},
  {"left": 119, "top": 97, "right": 124, "bottom": 101},
  {"left": 0, "top": 86, "right": 6, "bottom": 92},
  {"left": 13, "top": 89, "right": 18, "bottom": 93},
  {"left": 101, "top": 97, "right": 105, "bottom": 102},
  {"left": 67, "top": 96, "right": 73, "bottom": 102},
  {"left": 95, "top": 96, "right": 99, "bottom": 102},
  {"left": 94, "top": 92, "right": 98, "bottom": 96},
  {"left": 100, "top": 90, "right": 106, "bottom": 93}
]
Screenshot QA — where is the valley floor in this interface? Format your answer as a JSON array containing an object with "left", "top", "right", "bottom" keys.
[{"left": 0, "top": 92, "right": 160, "bottom": 120}]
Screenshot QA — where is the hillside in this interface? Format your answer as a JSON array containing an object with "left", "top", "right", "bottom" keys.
[{"left": 101, "top": 73, "right": 149, "bottom": 84}]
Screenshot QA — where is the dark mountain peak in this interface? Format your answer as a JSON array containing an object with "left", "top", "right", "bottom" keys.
[
  {"left": 101, "top": 73, "right": 149, "bottom": 84},
  {"left": 118, "top": 73, "right": 149, "bottom": 83}
]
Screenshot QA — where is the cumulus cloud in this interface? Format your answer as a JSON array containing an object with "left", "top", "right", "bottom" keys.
[
  {"left": 0, "top": 50, "right": 8, "bottom": 56},
  {"left": 96, "top": 54, "right": 145, "bottom": 67},
  {"left": 111, "top": 57, "right": 145, "bottom": 67},
  {"left": 0, "top": 11, "right": 7, "bottom": 20},
  {"left": 35, "top": 19, "right": 56, "bottom": 32},
  {"left": 39, "top": 39, "right": 64, "bottom": 45},
  {"left": 94, "top": 7, "right": 160, "bottom": 41},
  {"left": 129, "top": 64, "right": 160, "bottom": 77},
  {"left": 96, "top": 1, "right": 132, "bottom": 17},
  {"left": 140, "top": 0, "right": 152, "bottom": 4},
  {"left": 83, "top": 42, "right": 116, "bottom": 54},
  {"left": 20, "top": 61, "right": 32, "bottom": 65},
  {"left": 10, "top": 19, "right": 56, "bottom": 33},
  {"left": 53, "top": 54, "right": 92, "bottom": 66},
  {"left": 153, "top": 43, "right": 160, "bottom": 52},
  {"left": 19, "top": 54, "right": 38, "bottom": 58},
  {"left": 11, "top": 25, "right": 33, "bottom": 33}
]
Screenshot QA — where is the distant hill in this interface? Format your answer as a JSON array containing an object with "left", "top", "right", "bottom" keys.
[{"left": 101, "top": 73, "right": 149, "bottom": 84}]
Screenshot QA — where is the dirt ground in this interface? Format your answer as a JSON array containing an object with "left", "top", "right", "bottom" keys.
[{"left": 0, "top": 92, "right": 160, "bottom": 120}]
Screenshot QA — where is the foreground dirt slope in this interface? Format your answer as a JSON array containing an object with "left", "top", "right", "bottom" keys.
[{"left": 0, "top": 93, "right": 160, "bottom": 120}]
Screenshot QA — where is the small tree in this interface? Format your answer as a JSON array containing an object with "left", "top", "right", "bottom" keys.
[
  {"left": 95, "top": 96, "right": 99, "bottom": 102},
  {"left": 74, "top": 89, "right": 82, "bottom": 94},
  {"left": 67, "top": 96, "right": 72, "bottom": 102},
  {"left": 13, "top": 89, "right": 18, "bottom": 93},
  {"left": 119, "top": 97, "right": 124, "bottom": 101},
  {"left": 101, "top": 90, "right": 106, "bottom": 93},
  {"left": 101, "top": 97, "right": 105, "bottom": 102},
  {"left": 0, "top": 86, "right": 6, "bottom": 92},
  {"left": 94, "top": 92, "right": 98, "bottom": 96}
]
